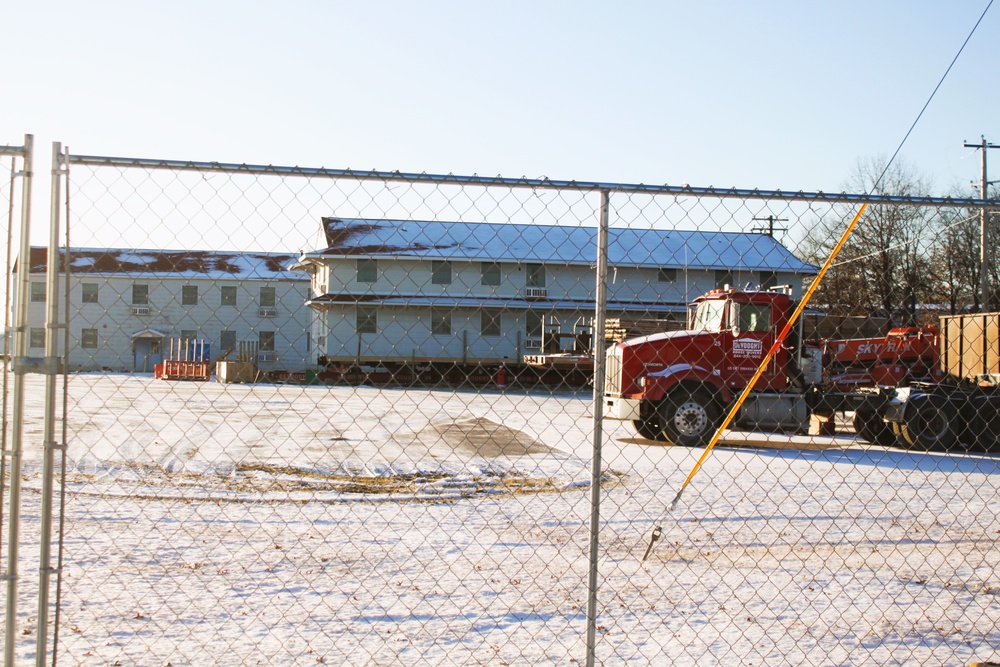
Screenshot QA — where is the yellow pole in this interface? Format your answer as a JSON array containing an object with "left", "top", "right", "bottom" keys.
[{"left": 644, "top": 202, "right": 869, "bottom": 560}]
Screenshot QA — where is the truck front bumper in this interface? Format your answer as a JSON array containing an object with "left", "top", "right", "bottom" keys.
[{"left": 604, "top": 395, "right": 641, "bottom": 421}]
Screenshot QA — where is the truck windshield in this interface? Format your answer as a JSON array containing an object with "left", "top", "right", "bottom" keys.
[{"left": 691, "top": 299, "right": 726, "bottom": 332}]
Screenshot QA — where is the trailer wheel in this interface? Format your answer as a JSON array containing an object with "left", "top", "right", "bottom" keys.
[
  {"left": 659, "top": 388, "right": 721, "bottom": 448},
  {"left": 852, "top": 410, "right": 895, "bottom": 447},
  {"left": 899, "top": 394, "right": 957, "bottom": 451}
]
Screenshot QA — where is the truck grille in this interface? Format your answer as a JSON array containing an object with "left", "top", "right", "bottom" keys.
[{"left": 605, "top": 347, "right": 622, "bottom": 395}]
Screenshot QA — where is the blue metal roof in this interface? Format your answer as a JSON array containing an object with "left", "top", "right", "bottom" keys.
[{"left": 305, "top": 217, "right": 817, "bottom": 273}]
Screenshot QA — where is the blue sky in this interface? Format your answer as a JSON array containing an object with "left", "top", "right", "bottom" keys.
[{"left": 2, "top": 1, "right": 998, "bottom": 195}]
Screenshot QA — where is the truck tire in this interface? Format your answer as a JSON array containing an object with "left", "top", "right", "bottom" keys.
[
  {"left": 659, "top": 388, "right": 721, "bottom": 448},
  {"left": 633, "top": 417, "right": 665, "bottom": 441},
  {"left": 852, "top": 410, "right": 895, "bottom": 447},
  {"left": 899, "top": 394, "right": 958, "bottom": 451}
]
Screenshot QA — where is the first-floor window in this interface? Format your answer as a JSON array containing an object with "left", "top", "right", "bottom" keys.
[
  {"left": 220, "top": 330, "right": 237, "bottom": 352},
  {"left": 431, "top": 309, "right": 452, "bottom": 336},
  {"left": 180, "top": 329, "right": 198, "bottom": 341},
  {"left": 481, "top": 311, "right": 502, "bottom": 337},
  {"left": 525, "top": 311, "right": 542, "bottom": 339},
  {"left": 81, "top": 328, "right": 98, "bottom": 349},
  {"left": 29, "top": 327, "right": 45, "bottom": 348},
  {"left": 259, "top": 330, "right": 275, "bottom": 351},
  {"left": 357, "top": 306, "right": 378, "bottom": 334},
  {"left": 658, "top": 268, "right": 677, "bottom": 283}
]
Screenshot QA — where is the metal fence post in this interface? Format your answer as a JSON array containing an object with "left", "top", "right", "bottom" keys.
[
  {"left": 585, "top": 189, "right": 610, "bottom": 667},
  {"left": 4, "top": 133, "right": 33, "bottom": 667},
  {"left": 35, "top": 142, "right": 64, "bottom": 665}
]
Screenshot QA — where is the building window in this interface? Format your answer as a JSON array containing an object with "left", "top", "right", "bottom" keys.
[
  {"left": 259, "top": 286, "right": 276, "bottom": 307},
  {"left": 221, "top": 286, "right": 237, "bottom": 306},
  {"left": 481, "top": 311, "right": 501, "bottom": 337},
  {"left": 760, "top": 271, "right": 778, "bottom": 289},
  {"left": 357, "top": 259, "right": 377, "bottom": 284},
  {"left": 180, "top": 329, "right": 198, "bottom": 341},
  {"left": 259, "top": 330, "right": 275, "bottom": 352},
  {"left": 356, "top": 306, "right": 378, "bottom": 334},
  {"left": 431, "top": 309, "right": 452, "bottom": 336},
  {"left": 182, "top": 285, "right": 199, "bottom": 306},
  {"left": 658, "top": 268, "right": 677, "bottom": 283},
  {"left": 481, "top": 262, "right": 501, "bottom": 287},
  {"left": 81, "top": 328, "right": 98, "bottom": 349},
  {"left": 525, "top": 311, "right": 542, "bottom": 339},
  {"left": 132, "top": 283, "right": 149, "bottom": 305},
  {"left": 432, "top": 261, "right": 452, "bottom": 285},
  {"left": 715, "top": 270, "right": 734, "bottom": 289},
  {"left": 220, "top": 330, "right": 237, "bottom": 353},
  {"left": 29, "top": 327, "right": 45, "bottom": 348},
  {"left": 82, "top": 283, "right": 99, "bottom": 304},
  {"left": 30, "top": 282, "right": 46, "bottom": 303},
  {"left": 526, "top": 264, "right": 545, "bottom": 288}
]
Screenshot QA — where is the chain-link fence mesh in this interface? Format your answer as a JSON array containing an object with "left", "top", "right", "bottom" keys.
[{"left": 6, "top": 147, "right": 1000, "bottom": 665}]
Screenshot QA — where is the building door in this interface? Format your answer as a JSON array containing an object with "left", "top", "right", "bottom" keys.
[{"left": 134, "top": 337, "right": 163, "bottom": 372}]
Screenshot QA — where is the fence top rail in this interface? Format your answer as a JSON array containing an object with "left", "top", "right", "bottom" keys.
[
  {"left": 65, "top": 152, "right": 996, "bottom": 209},
  {"left": 0, "top": 145, "right": 28, "bottom": 158}
]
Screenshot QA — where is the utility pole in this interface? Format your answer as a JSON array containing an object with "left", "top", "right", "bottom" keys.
[
  {"left": 750, "top": 215, "right": 788, "bottom": 237},
  {"left": 964, "top": 136, "right": 999, "bottom": 311}
]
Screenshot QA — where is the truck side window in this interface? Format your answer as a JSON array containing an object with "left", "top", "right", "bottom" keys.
[{"left": 738, "top": 304, "right": 771, "bottom": 333}]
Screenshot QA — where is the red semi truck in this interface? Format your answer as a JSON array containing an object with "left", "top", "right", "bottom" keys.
[{"left": 602, "top": 287, "right": 998, "bottom": 452}]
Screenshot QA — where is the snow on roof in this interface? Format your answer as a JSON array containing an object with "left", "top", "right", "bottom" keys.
[
  {"left": 305, "top": 217, "right": 817, "bottom": 273},
  {"left": 25, "top": 247, "right": 307, "bottom": 280}
]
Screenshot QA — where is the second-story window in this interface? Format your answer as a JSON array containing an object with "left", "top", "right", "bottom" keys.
[
  {"left": 221, "top": 286, "right": 237, "bottom": 307},
  {"left": 29, "top": 327, "right": 45, "bottom": 348},
  {"left": 432, "top": 261, "right": 452, "bottom": 285},
  {"left": 81, "top": 283, "right": 99, "bottom": 304},
  {"left": 357, "top": 259, "right": 377, "bottom": 284},
  {"left": 182, "top": 285, "right": 199, "bottom": 306},
  {"left": 658, "top": 268, "right": 677, "bottom": 283},
  {"left": 259, "top": 286, "right": 276, "bottom": 307},
  {"left": 526, "top": 264, "right": 545, "bottom": 288},
  {"left": 30, "top": 282, "right": 46, "bottom": 303},
  {"left": 132, "top": 284, "right": 149, "bottom": 305},
  {"left": 481, "top": 262, "right": 501, "bottom": 287}
]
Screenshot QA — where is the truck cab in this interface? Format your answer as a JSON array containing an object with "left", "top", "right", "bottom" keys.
[{"left": 604, "top": 287, "right": 820, "bottom": 445}]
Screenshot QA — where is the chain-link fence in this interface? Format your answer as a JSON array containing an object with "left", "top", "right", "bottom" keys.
[{"left": 4, "top": 143, "right": 1000, "bottom": 665}]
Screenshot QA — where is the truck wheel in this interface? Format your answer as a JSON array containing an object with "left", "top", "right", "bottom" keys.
[
  {"left": 659, "top": 389, "right": 721, "bottom": 448},
  {"left": 633, "top": 417, "right": 665, "bottom": 441},
  {"left": 899, "top": 394, "right": 957, "bottom": 451},
  {"left": 852, "top": 410, "right": 895, "bottom": 447}
]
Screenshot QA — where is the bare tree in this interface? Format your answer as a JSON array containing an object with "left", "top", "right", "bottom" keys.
[{"left": 802, "top": 156, "right": 935, "bottom": 325}]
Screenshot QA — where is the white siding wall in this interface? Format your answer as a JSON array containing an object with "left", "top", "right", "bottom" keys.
[
  {"left": 315, "top": 257, "right": 807, "bottom": 365},
  {"left": 20, "top": 274, "right": 311, "bottom": 372}
]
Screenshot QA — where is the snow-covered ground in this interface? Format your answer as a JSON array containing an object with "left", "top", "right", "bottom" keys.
[{"left": 4, "top": 373, "right": 1000, "bottom": 666}]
